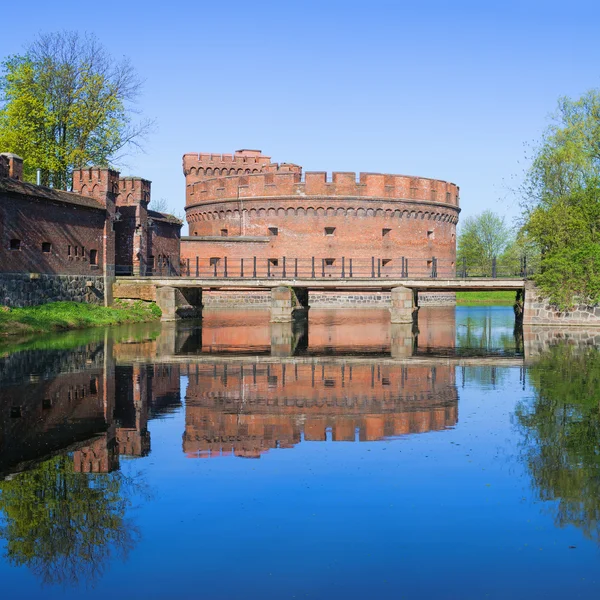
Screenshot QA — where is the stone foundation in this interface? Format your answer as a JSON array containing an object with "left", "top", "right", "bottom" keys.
[
  {"left": 0, "top": 273, "right": 105, "bottom": 307},
  {"left": 523, "top": 282, "right": 600, "bottom": 326},
  {"left": 202, "top": 290, "right": 455, "bottom": 309}
]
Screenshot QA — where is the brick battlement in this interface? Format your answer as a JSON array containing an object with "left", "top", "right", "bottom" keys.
[{"left": 187, "top": 171, "right": 459, "bottom": 207}]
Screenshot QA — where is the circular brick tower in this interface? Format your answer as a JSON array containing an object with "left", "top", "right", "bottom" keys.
[{"left": 181, "top": 150, "right": 460, "bottom": 279}]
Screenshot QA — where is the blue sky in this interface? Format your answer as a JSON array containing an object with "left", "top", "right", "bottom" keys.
[{"left": 1, "top": 0, "right": 599, "bottom": 232}]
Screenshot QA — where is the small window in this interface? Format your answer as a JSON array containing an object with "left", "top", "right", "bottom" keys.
[
  {"left": 430, "top": 189, "right": 437, "bottom": 201},
  {"left": 74, "top": 246, "right": 78, "bottom": 257},
  {"left": 410, "top": 186, "right": 417, "bottom": 199},
  {"left": 382, "top": 259, "right": 392, "bottom": 266},
  {"left": 90, "top": 249, "right": 98, "bottom": 265},
  {"left": 10, "top": 406, "right": 21, "bottom": 418},
  {"left": 382, "top": 228, "right": 391, "bottom": 237},
  {"left": 325, "top": 258, "right": 335, "bottom": 266},
  {"left": 42, "top": 242, "right": 51, "bottom": 253},
  {"left": 268, "top": 227, "right": 278, "bottom": 236},
  {"left": 269, "top": 258, "right": 279, "bottom": 266},
  {"left": 324, "top": 227, "right": 336, "bottom": 236},
  {"left": 427, "top": 230, "right": 434, "bottom": 240},
  {"left": 427, "top": 260, "right": 433, "bottom": 268},
  {"left": 9, "top": 239, "right": 21, "bottom": 250},
  {"left": 90, "top": 378, "right": 98, "bottom": 395},
  {"left": 220, "top": 229, "right": 228, "bottom": 237},
  {"left": 209, "top": 257, "right": 220, "bottom": 266},
  {"left": 43, "top": 398, "right": 52, "bottom": 409},
  {"left": 451, "top": 233, "right": 455, "bottom": 241},
  {"left": 446, "top": 192, "right": 451, "bottom": 202},
  {"left": 67, "top": 245, "right": 72, "bottom": 256},
  {"left": 81, "top": 246, "right": 85, "bottom": 259}
]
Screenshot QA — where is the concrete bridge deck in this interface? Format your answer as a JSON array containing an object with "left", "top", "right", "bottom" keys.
[{"left": 117, "top": 276, "right": 525, "bottom": 292}]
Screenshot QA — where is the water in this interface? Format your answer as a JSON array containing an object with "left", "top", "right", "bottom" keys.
[{"left": 0, "top": 307, "right": 599, "bottom": 599}]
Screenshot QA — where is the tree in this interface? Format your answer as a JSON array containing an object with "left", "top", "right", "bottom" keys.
[
  {"left": 0, "top": 454, "right": 141, "bottom": 587},
  {"left": 0, "top": 31, "right": 153, "bottom": 189},
  {"left": 522, "top": 90, "right": 600, "bottom": 307},
  {"left": 516, "top": 345, "right": 600, "bottom": 543},
  {"left": 457, "top": 210, "right": 513, "bottom": 276}
]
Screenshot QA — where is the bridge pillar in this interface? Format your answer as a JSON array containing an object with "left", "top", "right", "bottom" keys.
[
  {"left": 156, "top": 286, "right": 203, "bottom": 321},
  {"left": 390, "top": 322, "right": 417, "bottom": 358},
  {"left": 270, "top": 316, "right": 308, "bottom": 357},
  {"left": 270, "top": 286, "right": 309, "bottom": 323},
  {"left": 390, "top": 286, "right": 418, "bottom": 324}
]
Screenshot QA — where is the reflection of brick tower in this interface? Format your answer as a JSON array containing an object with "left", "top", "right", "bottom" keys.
[
  {"left": 115, "top": 365, "right": 150, "bottom": 458},
  {"left": 73, "top": 433, "right": 119, "bottom": 473},
  {"left": 183, "top": 361, "right": 458, "bottom": 458}
]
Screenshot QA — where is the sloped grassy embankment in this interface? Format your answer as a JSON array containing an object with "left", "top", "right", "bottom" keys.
[{"left": 0, "top": 300, "right": 161, "bottom": 338}]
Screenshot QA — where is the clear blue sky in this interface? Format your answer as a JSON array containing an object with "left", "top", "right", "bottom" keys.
[{"left": 2, "top": 0, "right": 599, "bottom": 233}]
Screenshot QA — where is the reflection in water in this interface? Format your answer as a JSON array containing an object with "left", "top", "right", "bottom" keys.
[
  {"left": 184, "top": 362, "right": 457, "bottom": 458},
  {"left": 1, "top": 307, "right": 600, "bottom": 595},
  {"left": 0, "top": 455, "right": 139, "bottom": 587},
  {"left": 517, "top": 345, "right": 600, "bottom": 542}
]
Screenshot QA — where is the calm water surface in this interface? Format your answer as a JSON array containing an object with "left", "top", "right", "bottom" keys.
[{"left": 0, "top": 306, "right": 599, "bottom": 599}]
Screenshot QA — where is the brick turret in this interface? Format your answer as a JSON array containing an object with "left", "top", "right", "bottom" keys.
[{"left": 72, "top": 167, "right": 120, "bottom": 303}]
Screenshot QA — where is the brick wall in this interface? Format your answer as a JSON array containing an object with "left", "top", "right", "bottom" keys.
[{"left": 0, "top": 190, "right": 106, "bottom": 275}]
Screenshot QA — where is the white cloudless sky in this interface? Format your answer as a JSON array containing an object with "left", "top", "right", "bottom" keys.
[{"left": 1, "top": 0, "right": 599, "bottom": 233}]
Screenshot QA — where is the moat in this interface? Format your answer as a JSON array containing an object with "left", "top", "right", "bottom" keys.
[{"left": 0, "top": 307, "right": 599, "bottom": 599}]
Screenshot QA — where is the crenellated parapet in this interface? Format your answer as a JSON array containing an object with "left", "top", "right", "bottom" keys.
[{"left": 186, "top": 170, "right": 459, "bottom": 208}]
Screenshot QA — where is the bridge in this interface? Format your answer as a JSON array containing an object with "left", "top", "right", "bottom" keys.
[{"left": 114, "top": 272, "right": 526, "bottom": 324}]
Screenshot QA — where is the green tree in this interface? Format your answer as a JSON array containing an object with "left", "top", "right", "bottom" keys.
[
  {"left": 522, "top": 90, "right": 600, "bottom": 307},
  {"left": 516, "top": 345, "right": 600, "bottom": 542},
  {"left": 0, "top": 454, "right": 141, "bottom": 587},
  {"left": 457, "top": 210, "right": 514, "bottom": 276},
  {"left": 0, "top": 31, "right": 153, "bottom": 189}
]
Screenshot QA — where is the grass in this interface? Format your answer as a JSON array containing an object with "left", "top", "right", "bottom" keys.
[
  {"left": 0, "top": 300, "right": 162, "bottom": 338},
  {"left": 456, "top": 291, "right": 517, "bottom": 306}
]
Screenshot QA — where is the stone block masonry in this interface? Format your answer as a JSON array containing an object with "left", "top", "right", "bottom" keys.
[
  {"left": 523, "top": 281, "right": 600, "bottom": 326},
  {"left": 0, "top": 273, "right": 105, "bottom": 307}
]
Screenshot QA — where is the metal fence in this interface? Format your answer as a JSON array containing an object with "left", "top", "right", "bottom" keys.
[{"left": 142, "top": 256, "right": 536, "bottom": 279}]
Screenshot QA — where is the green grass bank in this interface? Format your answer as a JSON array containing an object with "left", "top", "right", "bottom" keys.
[
  {"left": 455, "top": 291, "right": 517, "bottom": 306},
  {"left": 0, "top": 301, "right": 161, "bottom": 337}
]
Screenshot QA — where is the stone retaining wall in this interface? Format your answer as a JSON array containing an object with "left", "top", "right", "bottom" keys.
[
  {"left": 0, "top": 273, "right": 105, "bottom": 307},
  {"left": 523, "top": 282, "right": 600, "bottom": 326},
  {"left": 202, "top": 290, "right": 455, "bottom": 309}
]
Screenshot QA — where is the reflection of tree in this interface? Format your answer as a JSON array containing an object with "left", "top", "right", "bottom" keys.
[
  {"left": 456, "top": 315, "right": 520, "bottom": 355},
  {"left": 516, "top": 345, "right": 600, "bottom": 542},
  {"left": 0, "top": 454, "right": 141, "bottom": 587}
]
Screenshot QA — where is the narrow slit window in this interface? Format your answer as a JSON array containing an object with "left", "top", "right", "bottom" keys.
[
  {"left": 90, "top": 249, "right": 98, "bottom": 265},
  {"left": 81, "top": 246, "right": 85, "bottom": 259},
  {"left": 427, "top": 230, "right": 434, "bottom": 239},
  {"left": 431, "top": 189, "right": 437, "bottom": 201},
  {"left": 90, "top": 378, "right": 98, "bottom": 395},
  {"left": 324, "top": 227, "right": 336, "bottom": 236},
  {"left": 446, "top": 192, "right": 451, "bottom": 202},
  {"left": 42, "top": 242, "right": 51, "bottom": 253},
  {"left": 9, "top": 239, "right": 21, "bottom": 250},
  {"left": 268, "top": 227, "right": 278, "bottom": 236},
  {"left": 67, "top": 245, "right": 72, "bottom": 256}
]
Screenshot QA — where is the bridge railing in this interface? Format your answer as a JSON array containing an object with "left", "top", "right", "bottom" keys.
[{"left": 139, "top": 256, "right": 534, "bottom": 279}]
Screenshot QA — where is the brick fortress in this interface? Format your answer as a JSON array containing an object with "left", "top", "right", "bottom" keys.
[
  {"left": 0, "top": 152, "right": 181, "bottom": 307},
  {"left": 181, "top": 149, "right": 460, "bottom": 307}
]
